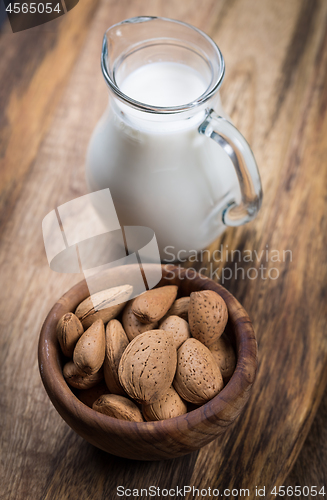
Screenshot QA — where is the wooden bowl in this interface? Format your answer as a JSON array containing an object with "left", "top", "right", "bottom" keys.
[{"left": 38, "top": 264, "right": 257, "bottom": 461}]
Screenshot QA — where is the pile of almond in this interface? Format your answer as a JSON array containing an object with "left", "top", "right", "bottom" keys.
[{"left": 57, "top": 284, "right": 236, "bottom": 422}]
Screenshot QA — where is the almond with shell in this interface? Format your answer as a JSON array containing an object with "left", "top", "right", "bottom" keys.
[
  {"left": 188, "top": 290, "right": 228, "bottom": 347},
  {"left": 92, "top": 394, "right": 143, "bottom": 422},
  {"left": 163, "top": 296, "right": 190, "bottom": 321},
  {"left": 75, "top": 285, "right": 133, "bottom": 329},
  {"left": 103, "top": 319, "right": 129, "bottom": 395},
  {"left": 159, "top": 315, "right": 191, "bottom": 349},
  {"left": 143, "top": 386, "right": 187, "bottom": 421},
  {"left": 122, "top": 299, "right": 158, "bottom": 342},
  {"left": 73, "top": 319, "right": 105, "bottom": 375},
  {"left": 174, "top": 338, "right": 224, "bottom": 404},
  {"left": 56, "top": 312, "right": 84, "bottom": 357},
  {"left": 63, "top": 360, "right": 104, "bottom": 390},
  {"left": 209, "top": 333, "right": 236, "bottom": 381},
  {"left": 118, "top": 330, "right": 177, "bottom": 404},
  {"left": 132, "top": 286, "right": 178, "bottom": 324}
]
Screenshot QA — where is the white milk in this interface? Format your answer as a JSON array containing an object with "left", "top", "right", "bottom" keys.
[
  {"left": 86, "top": 62, "right": 241, "bottom": 259},
  {"left": 119, "top": 62, "right": 207, "bottom": 107}
]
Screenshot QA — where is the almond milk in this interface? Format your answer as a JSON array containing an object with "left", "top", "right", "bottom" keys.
[{"left": 86, "top": 61, "right": 241, "bottom": 259}]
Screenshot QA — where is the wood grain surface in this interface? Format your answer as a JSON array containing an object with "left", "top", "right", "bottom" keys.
[{"left": 1, "top": 0, "right": 327, "bottom": 499}]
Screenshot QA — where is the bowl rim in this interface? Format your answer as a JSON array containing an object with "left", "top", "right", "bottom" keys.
[{"left": 38, "top": 264, "right": 258, "bottom": 438}]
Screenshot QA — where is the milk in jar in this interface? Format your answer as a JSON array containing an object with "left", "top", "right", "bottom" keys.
[{"left": 86, "top": 60, "right": 240, "bottom": 259}]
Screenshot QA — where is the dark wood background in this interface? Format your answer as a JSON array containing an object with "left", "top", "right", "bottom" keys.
[{"left": 1, "top": 0, "right": 327, "bottom": 498}]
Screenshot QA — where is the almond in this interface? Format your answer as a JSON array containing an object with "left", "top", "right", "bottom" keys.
[
  {"left": 118, "top": 330, "right": 177, "bottom": 404},
  {"left": 188, "top": 290, "right": 228, "bottom": 347},
  {"left": 173, "top": 338, "right": 224, "bottom": 404},
  {"left": 143, "top": 386, "right": 187, "bottom": 421},
  {"left": 159, "top": 315, "right": 191, "bottom": 349},
  {"left": 63, "top": 360, "right": 104, "bottom": 389},
  {"left": 56, "top": 312, "right": 84, "bottom": 357},
  {"left": 103, "top": 319, "right": 129, "bottom": 395},
  {"left": 209, "top": 333, "right": 236, "bottom": 381},
  {"left": 163, "top": 297, "right": 190, "bottom": 321},
  {"left": 92, "top": 394, "right": 143, "bottom": 422},
  {"left": 122, "top": 299, "right": 158, "bottom": 341},
  {"left": 75, "top": 285, "right": 133, "bottom": 329},
  {"left": 73, "top": 319, "right": 105, "bottom": 375},
  {"left": 132, "top": 285, "right": 178, "bottom": 324}
]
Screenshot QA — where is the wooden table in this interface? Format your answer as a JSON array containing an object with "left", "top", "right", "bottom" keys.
[{"left": 1, "top": 0, "right": 327, "bottom": 498}]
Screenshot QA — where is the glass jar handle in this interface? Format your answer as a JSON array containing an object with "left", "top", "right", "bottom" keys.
[{"left": 198, "top": 109, "right": 262, "bottom": 226}]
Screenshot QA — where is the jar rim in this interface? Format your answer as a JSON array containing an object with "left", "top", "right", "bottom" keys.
[{"left": 101, "top": 16, "right": 225, "bottom": 115}]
